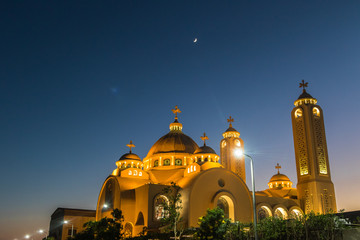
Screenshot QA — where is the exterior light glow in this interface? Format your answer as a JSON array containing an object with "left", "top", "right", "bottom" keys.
[
  {"left": 63, "top": 220, "right": 69, "bottom": 224},
  {"left": 25, "top": 235, "right": 30, "bottom": 239},
  {"left": 103, "top": 204, "right": 108, "bottom": 208},
  {"left": 234, "top": 149, "right": 243, "bottom": 157}
]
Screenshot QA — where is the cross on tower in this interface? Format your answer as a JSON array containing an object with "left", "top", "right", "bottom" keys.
[
  {"left": 299, "top": 79, "right": 308, "bottom": 91},
  {"left": 227, "top": 116, "right": 234, "bottom": 127},
  {"left": 126, "top": 140, "right": 135, "bottom": 153},
  {"left": 200, "top": 132, "right": 209, "bottom": 146},
  {"left": 172, "top": 105, "right": 181, "bottom": 121},
  {"left": 275, "top": 163, "right": 281, "bottom": 174}
]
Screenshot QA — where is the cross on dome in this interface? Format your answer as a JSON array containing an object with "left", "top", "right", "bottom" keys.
[
  {"left": 172, "top": 105, "right": 181, "bottom": 121},
  {"left": 275, "top": 163, "right": 281, "bottom": 174},
  {"left": 126, "top": 140, "right": 135, "bottom": 153},
  {"left": 299, "top": 79, "right": 308, "bottom": 91},
  {"left": 200, "top": 132, "right": 209, "bottom": 146},
  {"left": 227, "top": 116, "right": 234, "bottom": 127}
]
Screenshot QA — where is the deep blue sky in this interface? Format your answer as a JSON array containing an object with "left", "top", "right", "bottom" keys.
[{"left": 1, "top": 1, "right": 360, "bottom": 239}]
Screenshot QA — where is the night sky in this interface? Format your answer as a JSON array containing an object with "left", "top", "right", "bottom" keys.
[{"left": 1, "top": 1, "right": 360, "bottom": 239}]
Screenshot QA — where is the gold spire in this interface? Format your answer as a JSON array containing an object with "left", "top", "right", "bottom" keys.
[
  {"left": 200, "top": 132, "right": 209, "bottom": 146},
  {"left": 299, "top": 79, "right": 308, "bottom": 91},
  {"left": 126, "top": 140, "right": 135, "bottom": 153},
  {"left": 227, "top": 116, "right": 234, "bottom": 127},
  {"left": 172, "top": 105, "right": 181, "bottom": 121},
  {"left": 275, "top": 163, "right": 281, "bottom": 174}
]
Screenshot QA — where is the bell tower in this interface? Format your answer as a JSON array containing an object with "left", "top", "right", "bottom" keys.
[
  {"left": 291, "top": 80, "right": 337, "bottom": 214},
  {"left": 220, "top": 116, "right": 246, "bottom": 182}
]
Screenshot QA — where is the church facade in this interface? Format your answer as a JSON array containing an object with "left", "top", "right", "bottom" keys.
[{"left": 95, "top": 83, "right": 337, "bottom": 237}]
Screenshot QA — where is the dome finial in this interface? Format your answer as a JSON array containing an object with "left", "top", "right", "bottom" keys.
[
  {"left": 172, "top": 105, "right": 181, "bottom": 122},
  {"left": 299, "top": 79, "right": 308, "bottom": 93},
  {"left": 275, "top": 163, "right": 281, "bottom": 174},
  {"left": 227, "top": 116, "right": 234, "bottom": 128},
  {"left": 126, "top": 140, "right": 135, "bottom": 153},
  {"left": 200, "top": 132, "right": 209, "bottom": 146}
]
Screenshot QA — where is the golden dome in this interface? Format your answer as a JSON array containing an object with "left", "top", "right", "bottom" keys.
[
  {"left": 269, "top": 173, "right": 290, "bottom": 182},
  {"left": 119, "top": 153, "right": 141, "bottom": 161},
  {"left": 146, "top": 131, "right": 199, "bottom": 158},
  {"left": 267, "top": 163, "right": 293, "bottom": 189}
]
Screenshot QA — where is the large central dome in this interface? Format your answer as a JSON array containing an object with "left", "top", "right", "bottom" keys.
[{"left": 146, "top": 131, "right": 199, "bottom": 158}]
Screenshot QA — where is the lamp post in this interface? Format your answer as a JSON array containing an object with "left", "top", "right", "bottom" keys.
[
  {"left": 38, "top": 229, "right": 48, "bottom": 239},
  {"left": 234, "top": 149, "right": 258, "bottom": 240},
  {"left": 63, "top": 220, "right": 74, "bottom": 238}
]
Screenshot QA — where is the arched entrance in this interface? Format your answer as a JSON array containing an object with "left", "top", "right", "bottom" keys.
[{"left": 216, "top": 195, "right": 235, "bottom": 220}]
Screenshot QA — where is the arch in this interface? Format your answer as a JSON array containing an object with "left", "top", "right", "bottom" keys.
[
  {"left": 135, "top": 212, "right": 144, "bottom": 225},
  {"left": 154, "top": 194, "right": 169, "bottom": 220},
  {"left": 256, "top": 203, "right": 273, "bottom": 221},
  {"left": 215, "top": 195, "right": 235, "bottom": 221},
  {"left": 124, "top": 222, "right": 133, "bottom": 238},
  {"left": 273, "top": 205, "right": 289, "bottom": 219},
  {"left": 104, "top": 179, "right": 115, "bottom": 210},
  {"left": 289, "top": 206, "right": 304, "bottom": 219},
  {"left": 294, "top": 108, "right": 303, "bottom": 118},
  {"left": 187, "top": 168, "right": 252, "bottom": 226},
  {"left": 313, "top": 107, "right": 320, "bottom": 117}
]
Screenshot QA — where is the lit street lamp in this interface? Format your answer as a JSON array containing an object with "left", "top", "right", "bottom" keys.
[
  {"left": 38, "top": 229, "right": 48, "bottom": 239},
  {"left": 63, "top": 220, "right": 74, "bottom": 237},
  {"left": 234, "top": 149, "right": 258, "bottom": 240}
]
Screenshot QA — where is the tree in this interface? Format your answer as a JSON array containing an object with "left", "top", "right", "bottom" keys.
[
  {"left": 70, "top": 209, "right": 124, "bottom": 240},
  {"left": 195, "top": 207, "right": 231, "bottom": 240},
  {"left": 160, "top": 182, "right": 184, "bottom": 240}
]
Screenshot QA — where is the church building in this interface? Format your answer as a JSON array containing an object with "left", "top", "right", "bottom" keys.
[{"left": 95, "top": 82, "right": 337, "bottom": 237}]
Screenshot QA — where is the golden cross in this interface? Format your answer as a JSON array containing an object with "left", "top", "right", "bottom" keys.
[
  {"left": 227, "top": 116, "right": 234, "bottom": 127},
  {"left": 275, "top": 163, "right": 281, "bottom": 174},
  {"left": 172, "top": 105, "right": 181, "bottom": 121},
  {"left": 200, "top": 132, "right": 209, "bottom": 146},
  {"left": 299, "top": 79, "right": 308, "bottom": 90},
  {"left": 126, "top": 140, "right": 135, "bottom": 153}
]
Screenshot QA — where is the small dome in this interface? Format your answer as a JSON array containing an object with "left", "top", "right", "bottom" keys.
[
  {"left": 269, "top": 173, "right": 290, "bottom": 182},
  {"left": 225, "top": 126, "right": 238, "bottom": 132},
  {"left": 298, "top": 89, "right": 314, "bottom": 99},
  {"left": 194, "top": 145, "right": 216, "bottom": 154},
  {"left": 119, "top": 153, "right": 141, "bottom": 161},
  {"left": 146, "top": 131, "right": 199, "bottom": 158}
]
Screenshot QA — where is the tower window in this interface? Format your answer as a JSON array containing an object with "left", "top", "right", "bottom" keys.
[
  {"left": 221, "top": 141, "right": 227, "bottom": 148},
  {"left": 313, "top": 107, "right": 320, "bottom": 117},
  {"left": 234, "top": 139, "right": 241, "bottom": 147},
  {"left": 295, "top": 109, "right": 303, "bottom": 118}
]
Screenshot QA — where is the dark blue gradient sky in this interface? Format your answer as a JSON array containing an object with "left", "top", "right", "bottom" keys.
[{"left": 1, "top": 1, "right": 360, "bottom": 239}]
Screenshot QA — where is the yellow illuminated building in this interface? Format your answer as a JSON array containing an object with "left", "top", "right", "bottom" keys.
[{"left": 94, "top": 83, "right": 336, "bottom": 237}]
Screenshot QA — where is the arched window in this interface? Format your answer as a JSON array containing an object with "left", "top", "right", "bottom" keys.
[
  {"left": 154, "top": 160, "right": 159, "bottom": 167},
  {"left": 104, "top": 179, "right": 114, "bottom": 210},
  {"left": 216, "top": 195, "right": 235, "bottom": 220},
  {"left": 290, "top": 209, "right": 302, "bottom": 219},
  {"left": 163, "top": 159, "right": 170, "bottom": 166},
  {"left": 274, "top": 207, "right": 288, "bottom": 219},
  {"left": 154, "top": 195, "right": 169, "bottom": 220},
  {"left": 175, "top": 159, "right": 182, "bottom": 166},
  {"left": 313, "top": 107, "right": 320, "bottom": 117},
  {"left": 135, "top": 212, "right": 144, "bottom": 225},
  {"left": 124, "top": 223, "right": 133, "bottom": 238},
  {"left": 258, "top": 206, "right": 272, "bottom": 220},
  {"left": 295, "top": 109, "right": 303, "bottom": 118}
]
